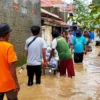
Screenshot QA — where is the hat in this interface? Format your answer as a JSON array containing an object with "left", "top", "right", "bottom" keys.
[
  {"left": 0, "top": 23, "right": 12, "bottom": 34},
  {"left": 75, "top": 29, "right": 82, "bottom": 34}
]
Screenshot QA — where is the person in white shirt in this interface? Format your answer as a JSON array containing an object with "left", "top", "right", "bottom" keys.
[{"left": 25, "top": 25, "right": 47, "bottom": 86}]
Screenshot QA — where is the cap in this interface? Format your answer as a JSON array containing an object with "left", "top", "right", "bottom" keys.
[
  {"left": 75, "top": 29, "right": 82, "bottom": 34},
  {"left": 0, "top": 23, "right": 12, "bottom": 34}
]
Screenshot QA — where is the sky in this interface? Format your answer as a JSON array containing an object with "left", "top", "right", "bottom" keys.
[{"left": 63, "top": 0, "right": 92, "bottom": 4}]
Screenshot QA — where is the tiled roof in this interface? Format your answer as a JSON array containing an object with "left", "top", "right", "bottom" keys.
[
  {"left": 60, "top": 6, "right": 75, "bottom": 12},
  {"left": 41, "top": 0, "right": 53, "bottom": 7},
  {"left": 47, "top": 0, "right": 63, "bottom": 5},
  {"left": 41, "top": 0, "right": 64, "bottom": 7}
]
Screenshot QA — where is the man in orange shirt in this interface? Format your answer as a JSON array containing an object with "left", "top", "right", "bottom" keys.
[{"left": 0, "top": 23, "right": 20, "bottom": 100}]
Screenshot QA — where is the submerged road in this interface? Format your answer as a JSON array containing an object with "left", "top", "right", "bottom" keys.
[{"left": 4, "top": 47, "right": 100, "bottom": 100}]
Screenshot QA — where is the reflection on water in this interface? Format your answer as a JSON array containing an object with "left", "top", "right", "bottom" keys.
[{"left": 4, "top": 47, "right": 100, "bottom": 100}]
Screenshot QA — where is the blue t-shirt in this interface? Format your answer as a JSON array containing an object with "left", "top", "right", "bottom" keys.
[
  {"left": 72, "top": 36, "right": 87, "bottom": 53},
  {"left": 88, "top": 32, "right": 94, "bottom": 40},
  {"left": 72, "top": 31, "right": 76, "bottom": 36}
]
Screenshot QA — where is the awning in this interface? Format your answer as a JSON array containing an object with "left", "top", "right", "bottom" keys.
[
  {"left": 41, "top": 8, "right": 61, "bottom": 20},
  {"left": 42, "top": 17, "right": 69, "bottom": 27}
]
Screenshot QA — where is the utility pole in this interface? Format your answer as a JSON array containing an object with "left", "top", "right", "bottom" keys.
[{"left": 64, "top": 0, "right": 66, "bottom": 22}]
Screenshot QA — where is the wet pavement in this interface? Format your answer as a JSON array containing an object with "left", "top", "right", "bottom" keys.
[{"left": 4, "top": 47, "right": 100, "bottom": 100}]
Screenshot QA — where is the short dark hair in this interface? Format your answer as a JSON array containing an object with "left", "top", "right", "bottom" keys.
[
  {"left": 31, "top": 25, "right": 40, "bottom": 35},
  {"left": 68, "top": 29, "right": 72, "bottom": 32},
  {"left": 51, "top": 29, "right": 60, "bottom": 38}
]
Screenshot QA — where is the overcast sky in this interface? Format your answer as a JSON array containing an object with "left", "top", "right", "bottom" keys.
[{"left": 63, "top": 0, "right": 92, "bottom": 4}]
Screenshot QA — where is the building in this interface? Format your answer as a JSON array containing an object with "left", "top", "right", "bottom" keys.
[
  {"left": 0, "top": 0, "right": 41, "bottom": 60},
  {"left": 41, "top": 8, "right": 69, "bottom": 46}
]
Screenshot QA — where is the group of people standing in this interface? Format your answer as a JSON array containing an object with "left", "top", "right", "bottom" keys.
[
  {"left": 62, "top": 29, "right": 94, "bottom": 63},
  {"left": 0, "top": 22, "right": 94, "bottom": 100}
]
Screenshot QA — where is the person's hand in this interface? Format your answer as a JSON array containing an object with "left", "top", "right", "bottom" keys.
[
  {"left": 46, "top": 59, "right": 49, "bottom": 62},
  {"left": 14, "top": 83, "right": 20, "bottom": 95},
  {"left": 42, "top": 61, "right": 47, "bottom": 68},
  {"left": 84, "top": 50, "right": 87, "bottom": 55}
]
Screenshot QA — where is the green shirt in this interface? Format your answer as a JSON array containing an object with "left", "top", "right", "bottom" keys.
[{"left": 56, "top": 36, "right": 72, "bottom": 60}]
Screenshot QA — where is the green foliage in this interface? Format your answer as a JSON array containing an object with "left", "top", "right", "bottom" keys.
[{"left": 68, "top": 0, "right": 100, "bottom": 30}]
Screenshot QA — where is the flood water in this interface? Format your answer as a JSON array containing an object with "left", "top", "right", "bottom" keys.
[{"left": 4, "top": 47, "right": 100, "bottom": 100}]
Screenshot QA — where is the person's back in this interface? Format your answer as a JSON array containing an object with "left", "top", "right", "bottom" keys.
[
  {"left": 25, "top": 36, "right": 46, "bottom": 65},
  {"left": 49, "top": 30, "right": 75, "bottom": 77},
  {"left": 72, "top": 35, "right": 86, "bottom": 53},
  {"left": 55, "top": 36, "right": 72, "bottom": 60},
  {"left": 71, "top": 29, "right": 87, "bottom": 63},
  {"left": 25, "top": 25, "right": 47, "bottom": 86}
]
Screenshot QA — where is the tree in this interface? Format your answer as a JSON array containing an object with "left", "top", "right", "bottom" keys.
[
  {"left": 92, "top": 0, "right": 100, "bottom": 6},
  {"left": 68, "top": 0, "right": 100, "bottom": 31}
]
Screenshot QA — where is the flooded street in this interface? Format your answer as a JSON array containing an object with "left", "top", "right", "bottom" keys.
[{"left": 5, "top": 47, "right": 100, "bottom": 100}]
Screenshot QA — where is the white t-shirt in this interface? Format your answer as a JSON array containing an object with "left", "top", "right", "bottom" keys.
[
  {"left": 52, "top": 39, "right": 59, "bottom": 60},
  {"left": 25, "top": 36, "right": 47, "bottom": 65},
  {"left": 52, "top": 39, "right": 57, "bottom": 49}
]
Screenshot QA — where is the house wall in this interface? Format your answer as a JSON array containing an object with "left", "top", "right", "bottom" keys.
[
  {"left": 41, "top": 25, "right": 52, "bottom": 46},
  {"left": 0, "top": 0, "right": 41, "bottom": 59}
]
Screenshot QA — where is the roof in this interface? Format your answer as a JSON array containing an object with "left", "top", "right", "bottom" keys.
[
  {"left": 41, "top": 0, "right": 53, "bottom": 7},
  {"left": 41, "top": 8, "right": 61, "bottom": 20},
  {"left": 59, "top": 6, "right": 75, "bottom": 12},
  {"left": 42, "top": 17, "right": 69, "bottom": 27},
  {"left": 47, "top": 0, "right": 63, "bottom": 5},
  {"left": 41, "top": 0, "right": 63, "bottom": 7}
]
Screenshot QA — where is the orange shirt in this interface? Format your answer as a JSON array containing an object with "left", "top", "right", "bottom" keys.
[{"left": 0, "top": 41, "right": 18, "bottom": 92}]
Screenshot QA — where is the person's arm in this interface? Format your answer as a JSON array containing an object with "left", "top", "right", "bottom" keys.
[
  {"left": 84, "top": 45, "right": 87, "bottom": 55},
  {"left": 42, "top": 48, "right": 47, "bottom": 62},
  {"left": 8, "top": 45, "right": 20, "bottom": 94},
  {"left": 42, "top": 39, "right": 47, "bottom": 68},
  {"left": 24, "top": 40, "right": 28, "bottom": 57},
  {"left": 70, "top": 37, "right": 75, "bottom": 53},
  {"left": 48, "top": 39, "right": 57, "bottom": 61},
  {"left": 48, "top": 49, "right": 55, "bottom": 62},
  {"left": 9, "top": 62, "right": 20, "bottom": 94},
  {"left": 83, "top": 37, "right": 87, "bottom": 55},
  {"left": 71, "top": 45, "right": 74, "bottom": 53}
]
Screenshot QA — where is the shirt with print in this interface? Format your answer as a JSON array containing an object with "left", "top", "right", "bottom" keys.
[
  {"left": 72, "top": 36, "right": 87, "bottom": 53},
  {"left": 25, "top": 36, "right": 47, "bottom": 65},
  {"left": 0, "top": 41, "right": 18, "bottom": 92},
  {"left": 52, "top": 36, "right": 72, "bottom": 61}
]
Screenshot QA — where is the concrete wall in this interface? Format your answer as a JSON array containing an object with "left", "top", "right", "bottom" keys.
[
  {"left": 42, "top": 7, "right": 67, "bottom": 22},
  {"left": 41, "top": 25, "right": 52, "bottom": 46},
  {"left": 0, "top": 0, "right": 41, "bottom": 59}
]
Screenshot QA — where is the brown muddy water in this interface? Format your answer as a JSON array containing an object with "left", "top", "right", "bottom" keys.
[{"left": 4, "top": 47, "right": 100, "bottom": 100}]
